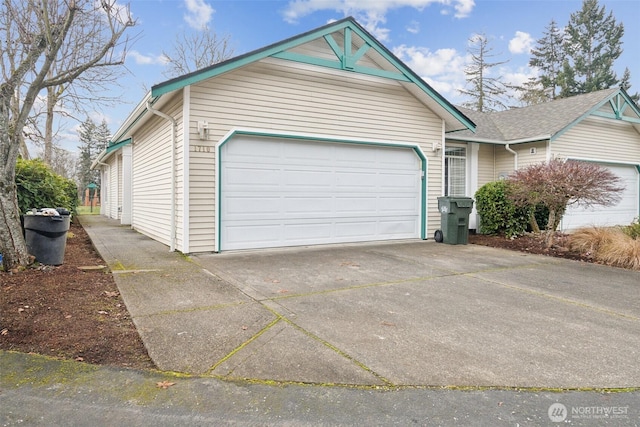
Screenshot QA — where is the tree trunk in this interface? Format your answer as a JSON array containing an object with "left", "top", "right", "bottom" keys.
[
  {"left": 0, "top": 175, "right": 30, "bottom": 270},
  {"left": 0, "top": 96, "right": 31, "bottom": 270},
  {"left": 529, "top": 212, "right": 540, "bottom": 233},
  {"left": 44, "top": 85, "right": 55, "bottom": 164},
  {"left": 544, "top": 208, "right": 557, "bottom": 247}
]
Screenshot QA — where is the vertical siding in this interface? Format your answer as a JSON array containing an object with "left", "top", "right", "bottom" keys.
[
  {"left": 552, "top": 116, "right": 640, "bottom": 163},
  {"left": 131, "top": 94, "right": 184, "bottom": 248},
  {"left": 105, "top": 156, "right": 119, "bottom": 219},
  {"left": 188, "top": 58, "right": 445, "bottom": 252},
  {"left": 117, "top": 154, "right": 123, "bottom": 220}
]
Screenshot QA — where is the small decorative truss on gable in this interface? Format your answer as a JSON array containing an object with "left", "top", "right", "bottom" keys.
[
  {"left": 271, "top": 26, "right": 411, "bottom": 83},
  {"left": 592, "top": 92, "right": 640, "bottom": 125}
]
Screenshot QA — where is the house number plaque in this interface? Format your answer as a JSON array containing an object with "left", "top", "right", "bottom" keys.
[{"left": 193, "top": 145, "right": 211, "bottom": 153}]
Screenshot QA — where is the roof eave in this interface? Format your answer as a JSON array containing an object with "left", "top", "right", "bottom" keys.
[
  {"left": 149, "top": 17, "right": 475, "bottom": 133},
  {"left": 447, "top": 133, "right": 552, "bottom": 145}
]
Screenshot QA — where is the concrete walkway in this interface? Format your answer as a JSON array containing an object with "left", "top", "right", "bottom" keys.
[
  {"left": 78, "top": 215, "right": 640, "bottom": 390},
  {"left": 3, "top": 214, "right": 640, "bottom": 425}
]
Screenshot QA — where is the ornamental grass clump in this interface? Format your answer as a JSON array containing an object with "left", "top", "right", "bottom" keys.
[{"left": 569, "top": 225, "right": 640, "bottom": 271}]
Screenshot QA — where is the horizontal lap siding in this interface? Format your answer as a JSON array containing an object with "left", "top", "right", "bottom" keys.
[
  {"left": 189, "top": 59, "right": 443, "bottom": 252},
  {"left": 131, "top": 95, "right": 183, "bottom": 248},
  {"left": 494, "top": 146, "right": 517, "bottom": 178},
  {"left": 477, "top": 143, "right": 495, "bottom": 186},
  {"left": 492, "top": 141, "right": 549, "bottom": 176},
  {"left": 513, "top": 141, "right": 548, "bottom": 169},
  {"left": 552, "top": 117, "right": 640, "bottom": 164}
]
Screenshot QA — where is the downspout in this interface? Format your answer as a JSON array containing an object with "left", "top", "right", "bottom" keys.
[
  {"left": 146, "top": 101, "right": 177, "bottom": 252},
  {"left": 505, "top": 144, "right": 518, "bottom": 170}
]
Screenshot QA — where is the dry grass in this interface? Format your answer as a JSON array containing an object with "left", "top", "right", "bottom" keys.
[{"left": 569, "top": 226, "right": 640, "bottom": 271}]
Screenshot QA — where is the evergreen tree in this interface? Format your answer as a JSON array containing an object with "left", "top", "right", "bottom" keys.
[
  {"left": 528, "top": 19, "right": 565, "bottom": 100},
  {"left": 513, "top": 77, "right": 550, "bottom": 107},
  {"left": 620, "top": 68, "right": 640, "bottom": 102},
  {"left": 458, "top": 33, "right": 509, "bottom": 112},
  {"left": 562, "top": 0, "right": 624, "bottom": 94},
  {"left": 76, "top": 117, "right": 109, "bottom": 195}
]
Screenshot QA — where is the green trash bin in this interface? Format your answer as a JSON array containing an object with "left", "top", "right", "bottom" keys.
[
  {"left": 23, "top": 212, "right": 71, "bottom": 265},
  {"left": 436, "top": 197, "right": 474, "bottom": 244}
]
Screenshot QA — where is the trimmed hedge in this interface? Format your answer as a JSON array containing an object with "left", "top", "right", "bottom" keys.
[
  {"left": 15, "top": 158, "right": 78, "bottom": 215},
  {"left": 474, "top": 180, "right": 529, "bottom": 238}
]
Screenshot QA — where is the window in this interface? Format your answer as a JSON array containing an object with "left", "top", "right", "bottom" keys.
[{"left": 444, "top": 146, "right": 466, "bottom": 196}]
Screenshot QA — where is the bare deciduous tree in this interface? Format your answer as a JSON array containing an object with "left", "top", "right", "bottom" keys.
[
  {"left": 458, "top": 33, "right": 509, "bottom": 112},
  {"left": 0, "top": 0, "right": 135, "bottom": 271},
  {"left": 161, "top": 26, "right": 234, "bottom": 78}
]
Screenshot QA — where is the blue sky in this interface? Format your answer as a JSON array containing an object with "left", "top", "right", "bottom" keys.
[{"left": 57, "top": 0, "right": 640, "bottom": 153}]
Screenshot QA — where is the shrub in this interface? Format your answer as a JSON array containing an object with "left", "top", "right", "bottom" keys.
[
  {"left": 15, "top": 158, "right": 78, "bottom": 215},
  {"left": 622, "top": 219, "right": 640, "bottom": 240},
  {"left": 474, "top": 180, "right": 529, "bottom": 238}
]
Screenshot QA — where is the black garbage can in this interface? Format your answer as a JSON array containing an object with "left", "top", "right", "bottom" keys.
[
  {"left": 23, "top": 212, "right": 71, "bottom": 265},
  {"left": 436, "top": 197, "right": 474, "bottom": 244}
]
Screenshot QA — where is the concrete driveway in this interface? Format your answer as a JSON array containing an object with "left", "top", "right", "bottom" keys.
[{"left": 82, "top": 215, "right": 640, "bottom": 389}]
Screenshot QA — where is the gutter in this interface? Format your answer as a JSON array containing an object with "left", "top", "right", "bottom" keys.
[
  {"left": 110, "top": 91, "right": 152, "bottom": 144},
  {"left": 146, "top": 101, "right": 177, "bottom": 252},
  {"left": 446, "top": 134, "right": 551, "bottom": 145},
  {"left": 90, "top": 149, "right": 108, "bottom": 170}
]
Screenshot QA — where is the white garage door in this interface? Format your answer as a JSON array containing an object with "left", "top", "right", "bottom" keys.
[
  {"left": 220, "top": 136, "right": 423, "bottom": 250},
  {"left": 562, "top": 163, "right": 639, "bottom": 231}
]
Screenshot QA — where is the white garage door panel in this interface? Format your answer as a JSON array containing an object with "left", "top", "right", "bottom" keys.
[
  {"left": 221, "top": 136, "right": 422, "bottom": 250},
  {"left": 225, "top": 166, "right": 280, "bottom": 186},
  {"left": 562, "top": 164, "right": 639, "bottom": 230}
]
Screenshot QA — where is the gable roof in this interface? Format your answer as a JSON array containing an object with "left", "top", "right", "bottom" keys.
[
  {"left": 449, "top": 88, "right": 640, "bottom": 144},
  {"left": 147, "top": 16, "right": 474, "bottom": 133}
]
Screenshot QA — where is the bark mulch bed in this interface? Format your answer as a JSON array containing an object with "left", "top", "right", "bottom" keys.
[
  {"left": 0, "top": 219, "right": 154, "bottom": 370},
  {"left": 468, "top": 231, "right": 595, "bottom": 263}
]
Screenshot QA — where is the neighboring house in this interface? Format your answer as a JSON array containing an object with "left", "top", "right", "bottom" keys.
[
  {"left": 92, "top": 17, "right": 475, "bottom": 253},
  {"left": 447, "top": 88, "right": 640, "bottom": 231},
  {"left": 93, "top": 17, "right": 640, "bottom": 254}
]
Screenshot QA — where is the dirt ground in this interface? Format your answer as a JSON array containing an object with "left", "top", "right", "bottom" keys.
[
  {"left": 1, "top": 221, "right": 595, "bottom": 370},
  {"left": 0, "top": 219, "right": 154, "bottom": 370},
  {"left": 468, "top": 231, "right": 594, "bottom": 263}
]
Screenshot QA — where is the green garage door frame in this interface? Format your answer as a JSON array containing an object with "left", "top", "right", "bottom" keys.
[{"left": 215, "top": 129, "right": 429, "bottom": 252}]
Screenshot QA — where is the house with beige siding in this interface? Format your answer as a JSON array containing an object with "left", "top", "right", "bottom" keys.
[
  {"left": 94, "top": 17, "right": 640, "bottom": 253},
  {"left": 446, "top": 88, "right": 640, "bottom": 231},
  {"left": 92, "top": 17, "right": 475, "bottom": 253}
]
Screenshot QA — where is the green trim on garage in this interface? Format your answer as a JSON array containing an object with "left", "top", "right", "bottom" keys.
[{"left": 215, "top": 129, "right": 428, "bottom": 252}]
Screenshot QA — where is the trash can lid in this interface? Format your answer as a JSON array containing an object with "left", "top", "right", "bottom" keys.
[{"left": 454, "top": 200, "right": 474, "bottom": 208}]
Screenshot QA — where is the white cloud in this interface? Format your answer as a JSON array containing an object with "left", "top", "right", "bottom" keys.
[
  {"left": 183, "top": 0, "right": 214, "bottom": 30},
  {"left": 407, "top": 20, "right": 420, "bottom": 34},
  {"left": 393, "top": 44, "right": 467, "bottom": 100},
  {"left": 127, "top": 50, "right": 168, "bottom": 65},
  {"left": 453, "top": 0, "right": 474, "bottom": 18},
  {"left": 282, "top": 0, "right": 475, "bottom": 41},
  {"left": 502, "top": 66, "right": 538, "bottom": 88},
  {"left": 508, "top": 31, "right": 534, "bottom": 54}
]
